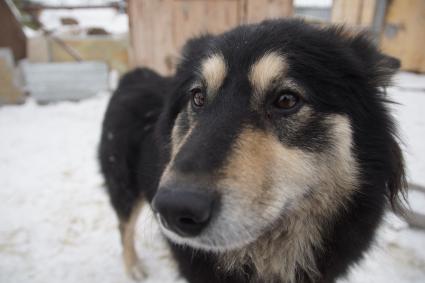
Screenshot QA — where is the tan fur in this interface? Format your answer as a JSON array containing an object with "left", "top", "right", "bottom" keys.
[
  {"left": 158, "top": 99, "right": 358, "bottom": 282},
  {"left": 200, "top": 53, "right": 227, "bottom": 95},
  {"left": 216, "top": 115, "right": 358, "bottom": 283},
  {"left": 249, "top": 52, "right": 287, "bottom": 105},
  {"left": 161, "top": 111, "right": 195, "bottom": 187},
  {"left": 119, "top": 200, "right": 146, "bottom": 280},
  {"left": 170, "top": 109, "right": 194, "bottom": 158}
]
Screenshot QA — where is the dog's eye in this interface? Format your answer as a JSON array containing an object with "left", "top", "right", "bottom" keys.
[
  {"left": 273, "top": 91, "right": 300, "bottom": 110},
  {"left": 191, "top": 87, "right": 205, "bottom": 108}
]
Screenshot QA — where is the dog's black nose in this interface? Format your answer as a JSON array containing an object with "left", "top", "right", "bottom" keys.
[{"left": 152, "top": 188, "right": 215, "bottom": 237}]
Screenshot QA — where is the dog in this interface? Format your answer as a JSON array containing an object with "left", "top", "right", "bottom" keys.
[{"left": 99, "top": 19, "right": 406, "bottom": 283}]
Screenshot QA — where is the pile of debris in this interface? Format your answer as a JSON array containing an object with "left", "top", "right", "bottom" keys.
[{"left": 0, "top": 0, "right": 128, "bottom": 105}]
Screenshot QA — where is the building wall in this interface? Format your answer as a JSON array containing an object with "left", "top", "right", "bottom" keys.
[
  {"left": 128, "top": 0, "right": 293, "bottom": 75},
  {"left": 0, "top": 0, "right": 27, "bottom": 62},
  {"left": 380, "top": 0, "right": 425, "bottom": 73}
]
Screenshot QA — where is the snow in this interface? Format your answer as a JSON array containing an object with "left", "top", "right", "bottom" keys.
[
  {"left": 1, "top": 72, "right": 425, "bottom": 282},
  {"left": 294, "top": 0, "right": 332, "bottom": 7},
  {"left": 38, "top": 0, "right": 333, "bottom": 8},
  {"left": 35, "top": 0, "right": 115, "bottom": 5},
  {"left": 39, "top": 8, "right": 128, "bottom": 35},
  {"left": 36, "top": 0, "right": 333, "bottom": 9}
]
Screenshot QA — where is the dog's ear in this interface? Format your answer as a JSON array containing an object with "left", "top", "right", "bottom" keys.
[
  {"left": 347, "top": 31, "right": 400, "bottom": 88},
  {"left": 176, "top": 34, "right": 215, "bottom": 74},
  {"left": 344, "top": 30, "right": 406, "bottom": 209},
  {"left": 372, "top": 53, "right": 400, "bottom": 88},
  {"left": 180, "top": 34, "right": 214, "bottom": 58}
]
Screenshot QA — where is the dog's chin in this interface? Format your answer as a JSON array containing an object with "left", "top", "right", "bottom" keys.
[{"left": 157, "top": 221, "right": 260, "bottom": 253}]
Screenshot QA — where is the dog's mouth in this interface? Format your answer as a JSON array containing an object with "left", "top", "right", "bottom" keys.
[
  {"left": 152, "top": 188, "right": 289, "bottom": 252},
  {"left": 155, "top": 214, "right": 260, "bottom": 252}
]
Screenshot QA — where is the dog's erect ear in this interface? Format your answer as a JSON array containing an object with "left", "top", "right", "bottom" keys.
[
  {"left": 180, "top": 34, "right": 214, "bottom": 58},
  {"left": 373, "top": 53, "right": 401, "bottom": 88},
  {"left": 344, "top": 30, "right": 406, "bottom": 209},
  {"left": 176, "top": 34, "right": 215, "bottom": 75},
  {"left": 381, "top": 54, "right": 401, "bottom": 71},
  {"left": 347, "top": 31, "right": 400, "bottom": 88}
]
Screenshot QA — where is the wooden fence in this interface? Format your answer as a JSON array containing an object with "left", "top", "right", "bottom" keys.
[
  {"left": 128, "top": 0, "right": 293, "bottom": 74},
  {"left": 128, "top": 0, "right": 425, "bottom": 74}
]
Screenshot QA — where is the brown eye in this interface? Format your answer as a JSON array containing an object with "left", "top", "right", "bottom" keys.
[
  {"left": 274, "top": 92, "right": 300, "bottom": 110},
  {"left": 191, "top": 88, "right": 205, "bottom": 107}
]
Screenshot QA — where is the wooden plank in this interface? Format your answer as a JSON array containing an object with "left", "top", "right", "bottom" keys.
[
  {"left": 128, "top": 0, "right": 295, "bottom": 75},
  {"left": 0, "top": 53, "right": 25, "bottom": 105},
  {"left": 129, "top": 0, "right": 240, "bottom": 75},
  {"left": 50, "top": 36, "right": 129, "bottom": 74},
  {"left": 172, "top": 0, "right": 239, "bottom": 51},
  {"left": 359, "top": 0, "right": 377, "bottom": 27},
  {"left": 128, "top": 0, "right": 175, "bottom": 75},
  {"left": 331, "top": 0, "right": 378, "bottom": 27},
  {"left": 22, "top": 3, "right": 121, "bottom": 11},
  {"left": 380, "top": 0, "right": 425, "bottom": 73},
  {"left": 331, "top": 0, "right": 363, "bottom": 25},
  {"left": 331, "top": 0, "right": 382, "bottom": 38},
  {"left": 243, "top": 0, "right": 293, "bottom": 24}
]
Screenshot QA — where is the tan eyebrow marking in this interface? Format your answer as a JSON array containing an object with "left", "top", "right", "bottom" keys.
[
  {"left": 201, "top": 53, "right": 227, "bottom": 94},
  {"left": 249, "top": 52, "right": 288, "bottom": 106}
]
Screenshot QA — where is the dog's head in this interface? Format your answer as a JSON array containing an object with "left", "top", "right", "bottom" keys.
[{"left": 152, "top": 20, "right": 405, "bottom": 253}]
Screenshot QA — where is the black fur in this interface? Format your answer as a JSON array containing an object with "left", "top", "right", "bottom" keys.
[
  {"left": 99, "top": 68, "right": 172, "bottom": 219},
  {"left": 99, "top": 19, "right": 405, "bottom": 283}
]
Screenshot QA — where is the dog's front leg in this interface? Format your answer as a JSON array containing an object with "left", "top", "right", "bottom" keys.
[{"left": 119, "top": 200, "right": 147, "bottom": 281}]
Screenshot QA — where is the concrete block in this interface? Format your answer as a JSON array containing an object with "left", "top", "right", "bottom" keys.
[
  {"left": 21, "top": 61, "right": 108, "bottom": 103},
  {"left": 0, "top": 48, "right": 25, "bottom": 105}
]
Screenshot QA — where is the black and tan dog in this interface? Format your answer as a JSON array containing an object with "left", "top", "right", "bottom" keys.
[{"left": 99, "top": 19, "right": 406, "bottom": 283}]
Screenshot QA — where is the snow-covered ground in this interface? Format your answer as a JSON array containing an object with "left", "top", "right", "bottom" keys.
[{"left": 0, "top": 72, "right": 425, "bottom": 283}]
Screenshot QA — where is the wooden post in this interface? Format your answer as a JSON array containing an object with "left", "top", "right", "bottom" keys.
[
  {"left": 128, "top": 0, "right": 175, "bottom": 74},
  {"left": 331, "top": 0, "right": 379, "bottom": 27},
  {"left": 242, "top": 0, "right": 293, "bottom": 24},
  {"left": 380, "top": 0, "right": 425, "bottom": 73},
  {"left": 0, "top": 0, "right": 27, "bottom": 62}
]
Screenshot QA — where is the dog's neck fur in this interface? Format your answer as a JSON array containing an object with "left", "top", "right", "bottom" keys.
[
  {"left": 216, "top": 185, "right": 356, "bottom": 283},
  {"left": 217, "top": 212, "right": 322, "bottom": 283}
]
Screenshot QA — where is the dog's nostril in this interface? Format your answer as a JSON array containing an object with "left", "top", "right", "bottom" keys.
[
  {"left": 152, "top": 188, "right": 216, "bottom": 237},
  {"left": 179, "top": 217, "right": 197, "bottom": 225}
]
